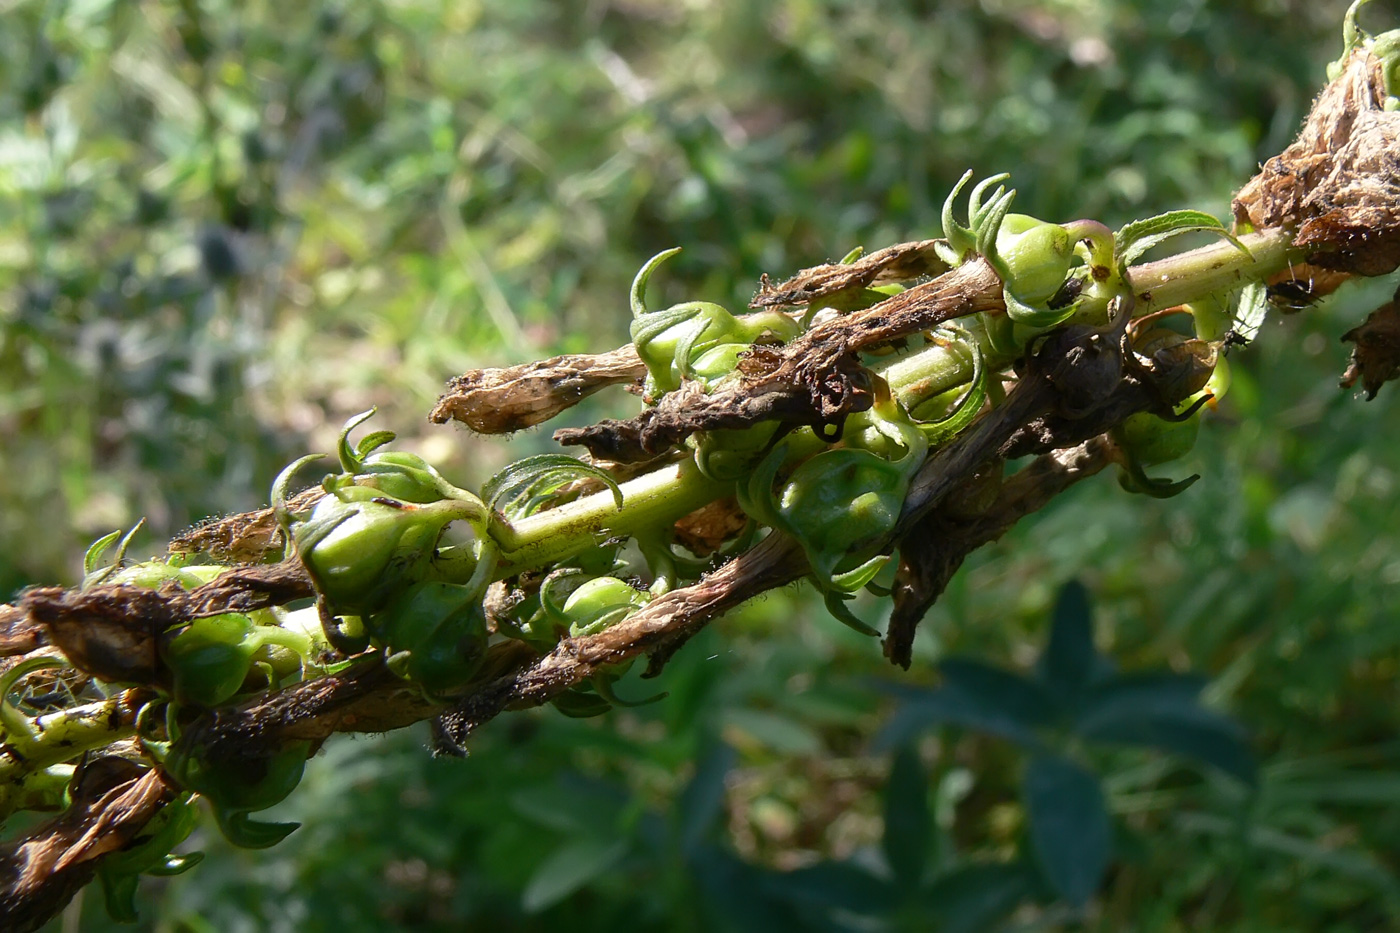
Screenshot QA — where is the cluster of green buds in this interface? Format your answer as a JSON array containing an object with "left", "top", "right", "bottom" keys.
[
  {"left": 276, "top": 410, "right": 496, "bottom": 696},
  {"left": 630, "top": 248, "right": 801, "bottom": 398},
  {"left": 81, "top": 532, "right": 323, "bottom": 707},
  {"left": 738, "top": 378, "right": 928, "bottom": 633}
]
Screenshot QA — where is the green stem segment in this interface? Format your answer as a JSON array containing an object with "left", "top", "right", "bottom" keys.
[{"left": 484, "top": 227, "right": 1303, "bottom": 576}]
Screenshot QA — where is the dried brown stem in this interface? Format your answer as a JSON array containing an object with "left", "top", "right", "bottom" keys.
[
  {"left": 0, "top": 759, "right": 178, "bottom": 933},
  {"left": 429, "top": 345, "right": 647, "bottom": 434}
]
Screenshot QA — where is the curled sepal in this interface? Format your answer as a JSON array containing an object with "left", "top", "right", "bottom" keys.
[
  {"left": 152, "top": 737, "right": 311, "bottom": 849},
  {"left": 81, "top": 520, "right": 146, "bottom": 587},
  {"left": 371, "top": 581, "right": 489, "bottom": 696},
  {"left": 829, "top": 554, "right": 890, "bottom": 595},
  {"left": 823, "top": 591, "right": 880, "bottom": 637},
  {"left": 95, "top": 794, "right": 204, "bottom": 923},
  {"left": 482, "top": 453, "right": 623, "bottom": 519},
  {"left": 550, "top": 685, "right": 614, "bottom": 718},
  {"left": 910, "top": 326, "right": 989, "bottom": 446},
  {"left": 216, "top": 810, "right": 301, "bottom": 849},
  {"left": 936, "top": 171, "right": 977, "bottom": 264},
  {"left": 0, "top": 655, "right": 68, "bottom": 744},
  {"left": 335, "top": 410, "right": 475, "bottom": 504},
  {"left": 1113, "top": 210, "right": 1248, "bottom": 270},
  {"left": 1117, "top": 462, "right": 1200, "bottom": 499},
  {"left": 734, "top": 439, "right": 790, "bottom": 530},
  {"left": 592, "top": 668, "right": 667, "bottom": 708}
]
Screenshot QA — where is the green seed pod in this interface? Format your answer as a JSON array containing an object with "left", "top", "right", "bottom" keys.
[
  {"left": 692, "top": 420, "right": 780, "bottom": 482},
  {"left": 370, "top": 580, "right": 489, "bottom": 695},
  {"left": 995, "top": 214, "right": 1075, "bottom": 307},
  {"left": 562, "top": 576, "right": 649, "bottom": 637},
  {"left": 1114, "top": 411, "right": 1201, "bottom": 467},
  {"left": 743, "top": 385, "right": 927, "bottom": 589},
  {"left": 161, "top": 612, "right": 312, "bottom": 707},
  {"left": 292, "top": 494, "right": 473, "bottom": 616},
  {"left": 156, "top": 738, "right": 311, "bottom": 849}
]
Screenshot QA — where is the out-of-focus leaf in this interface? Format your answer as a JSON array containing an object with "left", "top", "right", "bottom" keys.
[
  {"left": 762, "top": 860, "right": 891, "bottom": 916},
  {"left": 873, "top": 662, "right": 1059, "bottom": 749},
  {"left": 688, "top": 843, "right": 807, "bottom": 933},
  {"left": 883, "top": 744, "right": 931, "bottom": 889},
  {"left": 1024, "top": 754, "right": 1111, "bottom": 908},
  {"left": 921, "top": 861, "right": 1037, "bottom": 933},
  {"left": 1079, "top": 702, "right": 1257, "bottom": 785},
  {"left": 520, "top": 836, "right": 629, "bottom": 913},
  {"left": 676, "top": 740, "right": 736, "bottom": 855},
  {"left": 1037, "top": 579, "right": 1104, "bottom": 699}
]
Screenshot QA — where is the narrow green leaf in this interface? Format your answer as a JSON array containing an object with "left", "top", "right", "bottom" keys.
[
  {"left": 1037, "top": 579, "right": 1103, "bottom": 698},
  {"left": 920, "top": 861, "right": 1037, "bottom": 933},
  {"left": 521, "top": 836, "right": 629, "bottom": 913},
  {"left": 1023, "top": 754, "right": 1111, "bottom": 907},
  {"left": 871, "top": 662, "right": 1057, "bottom": 750},
  {"left": 1079, "top": 701, "right": 1256, "bottom": 784},
  {"left": 883, "top": 745, "right": 931, "bottom": 888},
  {"left": 677, "top": 740, "right": 737, "bottom": 854},
  {"left": 761, "top": 860, "right": 890, "bottom": 915},
  {"left": 1115, "top": 209, "right": 1249, "bottom": 268}
]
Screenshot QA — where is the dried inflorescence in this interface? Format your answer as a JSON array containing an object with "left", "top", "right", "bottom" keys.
[{"left": 6, "top": 26, "right": 1400, "bottom": 931}]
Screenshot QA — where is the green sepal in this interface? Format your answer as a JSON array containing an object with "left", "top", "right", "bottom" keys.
[
  {"left": 830, "top": 554, "right": 890, "bottom": 594},
  {"left": 482, "top": 453, "right": 623, "bottom": 519},
  {"left": 215, "top": 810, "right": 301, "bottom": 849},
  {"left": 823, "top": 591, "right": 880, "bottom": 637},
  {"left": 551, "top": 687, "right": 614, "bottom": 718}
]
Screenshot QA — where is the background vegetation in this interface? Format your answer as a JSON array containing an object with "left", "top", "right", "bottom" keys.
[{"left": 5, "top": 0, "right": 1400, "bottom": 929}]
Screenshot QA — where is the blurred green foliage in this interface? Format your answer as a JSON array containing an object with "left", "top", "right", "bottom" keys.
[{"left": 6, "top": 0, "right": 1400, "bottom": 929}]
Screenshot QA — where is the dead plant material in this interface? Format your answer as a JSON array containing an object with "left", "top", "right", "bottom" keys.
[
  {"left": 19, "top": 562, "right": 313, "bottom": 685},
  {"left": 170, "top": 488, "right": 322, "bottom": 563},
  {"left": 1234, "top": 49, "right": 1400, "bottom": 277},
  {"left": 673, "top": 496, "right": 750, "bottom": 557},
  {"left": 429, "top": 345, "right": 647, "bottom": 434},
  {"left": 1341, "top": 285, "right": 1400, "bottom": 398},
  {"left": 750, "top": 239, "right": 949, "bottom": 309},
  {"left": 885, "top": 438, "right": 1113, "bottom": 668},
  {"left": 556, "top": 261, "right": 1004, "bottom": 460},
  {"left": 0, "top": 758, "right": 177, "bottom": 933},
  {"left": 0, "top": 605, "right": 46, "bottom": 658}
]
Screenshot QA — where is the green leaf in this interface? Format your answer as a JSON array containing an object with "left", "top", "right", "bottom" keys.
[
  {"left": 1230, "top": 280, "right": 1269, "bottom": 345},
  {"left": 883, "top": 744, "right": 931, "bottom": 888},
  {"left": 761, "top": 861, "right": 891, "bottom": 916},
  {"left": 873, "top": 663, "right": 1058, "bottom": 749},
  {"left": 677, "top": 740, "right": 737, "bottom": 854},
  {"left": 521, "top": 836, "right": 629, "bottom": 913},
  {"left": 1114, "top": 209, "right": 1249, "bottom": 268},
  {"left": 1023, "top": 754, "right": 1111, "bottom": 907},
  {"left": 920, "top": 861, "right": 1037, "bottom": 933},
  {"left": 1078, "top": 693, "right": 1256, "bottom": 785},
  {"left": 481, "top": 453, "right": 623, "bottom": 518},
  {"left": 1037, "top": 579, "right": 1104, "bottom": 698}
]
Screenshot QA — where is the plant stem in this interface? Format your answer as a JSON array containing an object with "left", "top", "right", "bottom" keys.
[
  {"left": 491, "top": 458, "right": 732, "bottom": 577},
  {"left": 484, "top": 227, "right": 1303, "bottom": 579}
]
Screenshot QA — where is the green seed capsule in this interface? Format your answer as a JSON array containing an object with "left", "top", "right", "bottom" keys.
[
  {"left": 370, "top": 580, "right": 489, "bottom": 694},
  {"left": 1114, "top": 411, "right": 1201, "bottom": 467},
  {"left": 562, "top": 576, "right": 648, "bottom": 637},
  {"left": 995, "top": 214, "right": 1074, "bottom": 306}
]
